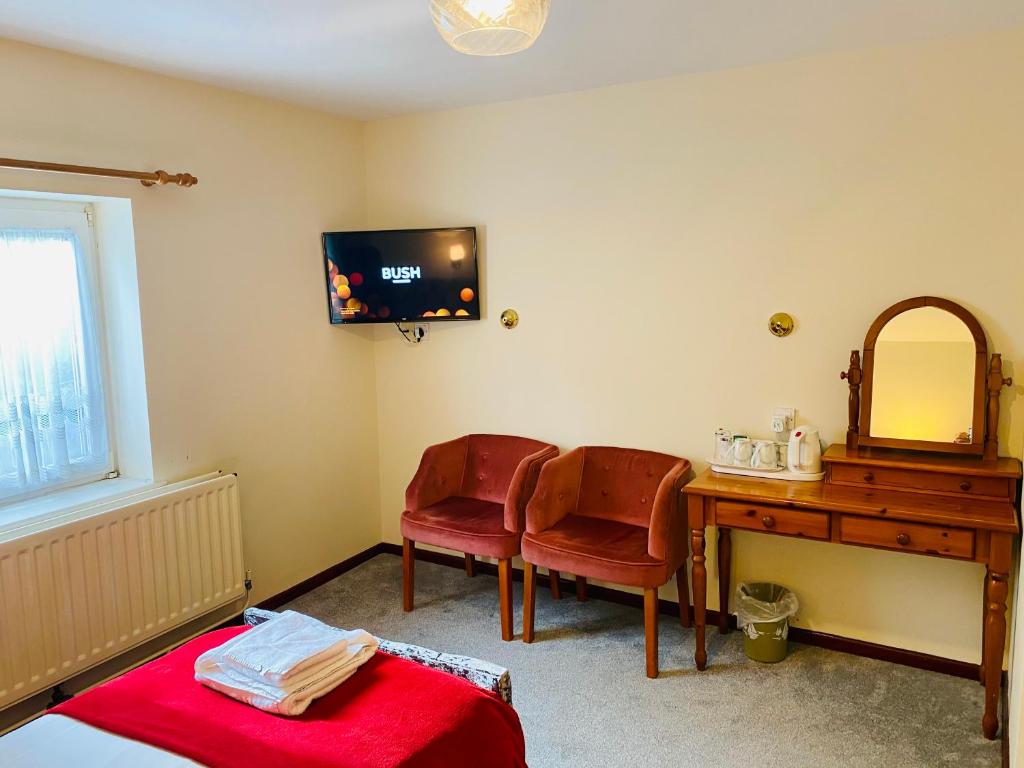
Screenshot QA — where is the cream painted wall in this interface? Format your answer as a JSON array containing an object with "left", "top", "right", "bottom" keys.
[
  {"left": 364, "top": 29, "right": 1024, "bottom": 663},
  {"left": 0, "top": 40, "right": 380, "bottom": 603}
]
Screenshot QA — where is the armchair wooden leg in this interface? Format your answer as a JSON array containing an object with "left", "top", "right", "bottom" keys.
[
  {"left": 645, "top": 586, "right": 659, "bottom": 678},
  {"left": 676, "top": 565, "right": 692, "bottom": 628},
  {"left": 523, "top": 561, "right": 536, "bottom": 643},
  {"left": 402, "top": 538, "right": 415, "bottom": 613},
  {"left": 576, "top": 575, "right": 588, "bottom": 602},
  {"left": 549, "top": 569, "right": 562, "bottom": 600},
  {"left": 465, "top": 553, "right": 476, "bottom": 577},
  {"left": 498, "top": 558, "right": 514, "bottom": 641}
]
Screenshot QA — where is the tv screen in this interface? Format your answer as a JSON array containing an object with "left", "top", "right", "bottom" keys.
[{"left": 322, "top": 227, "right": 479, "bottom": 324}]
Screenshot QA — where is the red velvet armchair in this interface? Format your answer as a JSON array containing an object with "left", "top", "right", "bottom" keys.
[
  {"left": 401, "top": 434, "right": 558, "bottom": 640},
  {"left": 521, "top": 446, "right": 693, "bottom": 677}
]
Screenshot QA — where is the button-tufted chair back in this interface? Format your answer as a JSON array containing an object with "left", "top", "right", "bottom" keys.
[
  {"left": 576, "top": 446, "right": 684, "bottom": 527},
  {"left": 461, "top": 433, "right": 554, "bottom": 505}
]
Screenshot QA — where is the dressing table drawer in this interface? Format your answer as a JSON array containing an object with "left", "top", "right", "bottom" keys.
[
  {"left": 830, "top": 463, "right": 1011, "bottom": 499},
  {"left": 838, "top": 515, "right": 975, "bottom": 559},
  {"left": 716, "top": 501, "right": 829, "bottom": 540}
]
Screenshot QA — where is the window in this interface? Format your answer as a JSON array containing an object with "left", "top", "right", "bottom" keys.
[{"left": 0, "top": 200, "right": 114, "bottom": 504}]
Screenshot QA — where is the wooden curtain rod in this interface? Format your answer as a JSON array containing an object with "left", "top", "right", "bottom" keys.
[{"left": 0, "top": 157, "right": 198, "bottom": 187}]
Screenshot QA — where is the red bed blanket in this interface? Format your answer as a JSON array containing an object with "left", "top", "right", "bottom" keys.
[{"left": 53, "top": 626, "right": 526, "bottom": 768}]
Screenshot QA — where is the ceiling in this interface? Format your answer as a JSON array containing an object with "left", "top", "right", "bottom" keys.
[{"left": 1, "top": 1, "right": 1022, "bottom": 120}]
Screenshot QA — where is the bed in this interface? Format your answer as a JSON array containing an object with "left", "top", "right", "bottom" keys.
[{"left": 0, "top": 608, "right": 525, "bottom": 768}]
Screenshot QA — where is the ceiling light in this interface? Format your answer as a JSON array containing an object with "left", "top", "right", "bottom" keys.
[{"left": 430, "top": 0, "right": 550, "bottom": 56}]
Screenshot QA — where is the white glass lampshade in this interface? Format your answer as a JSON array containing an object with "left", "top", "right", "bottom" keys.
[{"left": 430, "top": 0, "right": 550, "bottom": 56}]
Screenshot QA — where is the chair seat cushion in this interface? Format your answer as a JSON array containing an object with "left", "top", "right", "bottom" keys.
[
  {"left": 522, "top": 514, "right": 671, "bottom": 588},
  {"left": 402, "top": 496, "right": 520, "bottom": 559}
]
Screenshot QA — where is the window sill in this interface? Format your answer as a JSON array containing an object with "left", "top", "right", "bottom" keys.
[{"left": 0, "top": 477, "right": 160, "bottom": 542}]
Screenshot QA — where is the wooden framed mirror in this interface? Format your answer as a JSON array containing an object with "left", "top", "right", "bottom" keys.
[{"left": 841, "top": 296, "right": 1011, "bottom": 458}]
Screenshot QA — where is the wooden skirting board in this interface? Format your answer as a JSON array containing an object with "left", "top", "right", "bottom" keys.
[
  {"left": 258, "top": 543, "right": 392, "bottom": 610},
  {"left": 258, "top": 541, "right": 981, "bottom": 681}
]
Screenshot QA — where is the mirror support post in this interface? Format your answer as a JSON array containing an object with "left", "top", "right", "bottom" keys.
[
  {"left": 984, "top": 354, "right": 1012, "bottom": 461},
  {"left": 840, "top": 350, "right": 862, "bottom": 452}
]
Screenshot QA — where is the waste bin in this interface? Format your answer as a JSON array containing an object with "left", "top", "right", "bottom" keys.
[{"left": 736, "top": 582, "right": 799, "bottom": 663}]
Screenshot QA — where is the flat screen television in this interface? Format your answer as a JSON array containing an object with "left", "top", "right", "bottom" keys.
[{"left": 322, "top": 227, "right": 479, "bottom": 324}]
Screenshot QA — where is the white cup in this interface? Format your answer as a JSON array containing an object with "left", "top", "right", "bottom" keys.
[
  {"left": 751, "top": 440, "right": 777, "bottom": 469},
  {"left": 714, "top": 431, "right": 734, "bottom": 463},
  {"left": 731, "top": 437, "right": 753, "bottom": 465}
]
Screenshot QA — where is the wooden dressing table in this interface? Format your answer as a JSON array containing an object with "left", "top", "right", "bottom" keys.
[{"left": 685, "top": 297, "right": 1021, "bottom": 739}]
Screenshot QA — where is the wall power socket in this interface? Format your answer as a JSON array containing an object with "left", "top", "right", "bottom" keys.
[{"left": 771, "top": 407, "right": 795, "bottom": 434}]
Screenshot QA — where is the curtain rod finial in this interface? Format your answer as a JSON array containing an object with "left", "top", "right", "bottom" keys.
[{"left": 140, "top": 170, "right": 198, "bottom": 188}]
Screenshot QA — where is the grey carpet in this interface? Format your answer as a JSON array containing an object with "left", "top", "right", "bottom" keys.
[{"left": 284, "top": 554, "right": 998, "bottom": 768}]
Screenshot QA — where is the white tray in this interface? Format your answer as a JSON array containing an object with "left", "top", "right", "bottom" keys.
[{"left": 709, "top": 460, "right": 824, "bottom": 482}]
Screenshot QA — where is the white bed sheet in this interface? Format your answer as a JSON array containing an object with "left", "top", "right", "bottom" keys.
[{"left": 0, "top": 714, "right": 201, "bottom": 767}]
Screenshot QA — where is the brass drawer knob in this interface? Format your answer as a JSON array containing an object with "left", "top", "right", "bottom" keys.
[
  {"left": 863, "top": 472, "right": 875, "bottom": 482},
  {"left": 896, "top": 533, "right": 911, "bottom": 546},
  {"left": 761, "top": 515, "right": 776, "bottom": 529},
  {"left": 959, "top": 480, "right": 972, "bottom": 492}
]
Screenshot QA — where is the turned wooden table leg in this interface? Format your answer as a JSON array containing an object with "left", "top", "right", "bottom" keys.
[
  {"left": 691, "top": 526, "right": 707, "bottom": 670},
  {"left": 676, "top": 564, "right": 692, "bottom": 628},
  {"left": 465, "top": 553, "right": 476, "bottom": 577},
  {"left": 402, "top": 538, "right": 415, "bottom": 612},
  {"left": 718, "top": 527, "right": 731, "bottom": 634},
  {"left": 982, "top": 534, "right": 1012, "bottom": 740},
  {"left": 523, "top": 561, "right": 536, "bottom": 643}
]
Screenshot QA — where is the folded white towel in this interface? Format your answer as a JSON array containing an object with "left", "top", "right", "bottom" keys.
[
  {"left": 196, "top": 646, "right": 375, "bottom": 716},
  {"left": 195, "top": 611, "right": 378, "bottom": 716},
  {"left": 217, "top": 610, "right": 359, "bottom": 686}
]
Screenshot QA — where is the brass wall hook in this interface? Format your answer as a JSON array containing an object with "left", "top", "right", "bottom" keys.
[
  {"left": 768, "top": 312, "right": 795, "bottom": 337},
  {"left": 500, "top": 309, "right": 519, "bottom": 329}
]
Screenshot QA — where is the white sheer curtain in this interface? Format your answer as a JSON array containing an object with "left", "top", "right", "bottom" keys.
[{"left": 0, "top": 227, "right": 110, "bottom": 501}]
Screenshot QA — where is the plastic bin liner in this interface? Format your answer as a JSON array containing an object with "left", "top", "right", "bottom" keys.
[{"left": 735, "top": 582, "right": 799, "bottom": 629}]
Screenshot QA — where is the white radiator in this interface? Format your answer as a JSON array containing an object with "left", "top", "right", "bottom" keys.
[{"left": 0, "top": 473, "right": 244, "bottom": 709}]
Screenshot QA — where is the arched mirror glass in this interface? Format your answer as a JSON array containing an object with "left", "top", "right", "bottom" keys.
[
  {"left": 869, "top": 306, "right": 976, "bottom": 443},
  {"left": 844, "top": 296, "right": 1007, "bottom": 458}
]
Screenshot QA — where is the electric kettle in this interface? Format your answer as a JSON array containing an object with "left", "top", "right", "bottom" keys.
[{"left": 787, "top": 426, "right": 822, "bottom": 474}]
